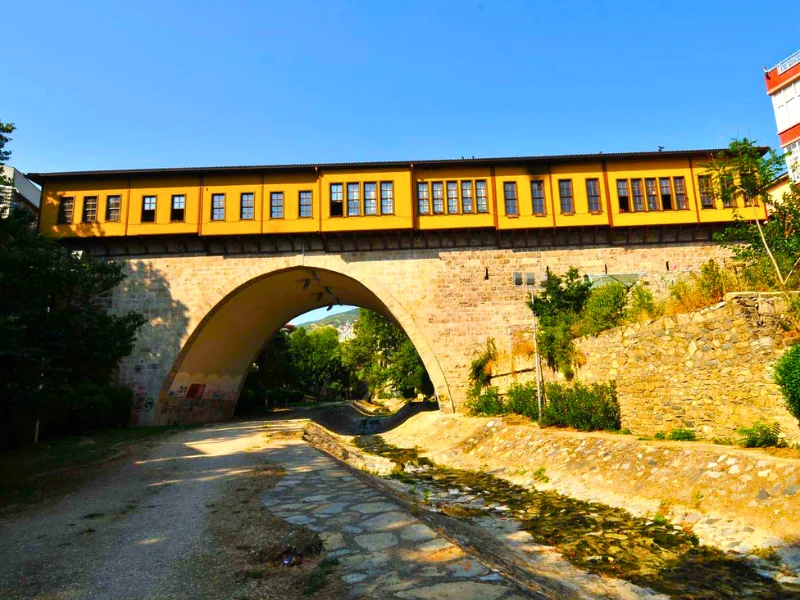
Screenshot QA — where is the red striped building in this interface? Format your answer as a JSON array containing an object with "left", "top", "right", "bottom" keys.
[{"left": 765, "top": 49, "right": 800, "bottom": 180}]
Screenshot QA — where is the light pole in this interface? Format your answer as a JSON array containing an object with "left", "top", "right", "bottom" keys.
[{"left": 513, "top": 272, "right": 543, "bottom": 422}]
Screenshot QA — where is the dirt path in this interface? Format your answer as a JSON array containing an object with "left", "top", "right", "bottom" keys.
[
  {"left": 0, "top": 422, "right": 277, "bottom": 599},
  {"left": 0, "top": 419, "right": 528, "bottom": 600}
]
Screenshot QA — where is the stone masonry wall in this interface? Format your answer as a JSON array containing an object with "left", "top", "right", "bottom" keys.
[
  {"left": 110, "top": 240, "right": 730, "bottom": 424},
  {"left": 494, "top": 294, "right": 800, "bottom": 441}
]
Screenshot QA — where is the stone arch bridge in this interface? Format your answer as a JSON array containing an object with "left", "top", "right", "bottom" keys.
[{"left": 96, "top": 231, "right": 728, "bottom": 426}]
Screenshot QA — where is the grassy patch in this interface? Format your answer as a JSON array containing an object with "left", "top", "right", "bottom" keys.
[
  {"left": 0, "top": 425, "right": 194, "bottom": 509},
  {"left": 303, "top": 557, "right": 339, "bottom": 596}
]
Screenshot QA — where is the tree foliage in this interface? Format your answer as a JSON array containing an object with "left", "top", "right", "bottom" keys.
[
  {"left": 710, "top": 138, "right": 800, "bottom": 290},
  {"left": 289, "top": 327, "right": 346, "bottom": 399},
  {"left": 526, "top": 267, "right": 592, "bottom": 379},
  {"left": 0, "top": 120, "right": 14, "bottom": 186},
  {"left": 0, "top": 209, "right": 146, "bottom": 446},
  {"left": 341, "top": 309, "right": 431, "bottom": 398}
]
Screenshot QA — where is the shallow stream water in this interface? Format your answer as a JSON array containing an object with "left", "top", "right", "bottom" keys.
[{"left": 354, "top": 435, "right": 800, "bottom": 600}]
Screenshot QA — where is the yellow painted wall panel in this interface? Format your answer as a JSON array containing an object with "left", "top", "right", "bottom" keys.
[
  {"left": 201, "top": 174, "right": 263, "bottom": 236},
  {"left": 320, "top": 168, "right": 413, "bottom": 232},
  {"left": 127, "top": 176, "right": 201, "bottom": 236},
  {"left": 263, "top": 172, "right": 319, "bottom": 234},
  {"left": 39, "top": 179, "right": 130, "bottom": 237}
]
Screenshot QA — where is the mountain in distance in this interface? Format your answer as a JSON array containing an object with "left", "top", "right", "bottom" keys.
[{"left": 299, "top": 307, "right": 360, "bottom": 330}]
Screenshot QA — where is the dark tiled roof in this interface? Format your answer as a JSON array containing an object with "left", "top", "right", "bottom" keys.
[{"left": 26, "top": 148, "right": 760, "bottom": 183}]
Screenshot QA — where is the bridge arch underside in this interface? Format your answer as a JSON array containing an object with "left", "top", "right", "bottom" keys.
[{"left": 155, "top": 266, "right": 447, "bottom": 425}]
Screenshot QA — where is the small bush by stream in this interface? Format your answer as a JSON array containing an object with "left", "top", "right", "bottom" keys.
[{"left": 466, "top": 379, "right": 621, "bottom": 432}]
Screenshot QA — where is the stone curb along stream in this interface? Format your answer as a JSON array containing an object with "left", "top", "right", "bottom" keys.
[{"left": 303, "top": 421, "right": 672, "bottom": 600}]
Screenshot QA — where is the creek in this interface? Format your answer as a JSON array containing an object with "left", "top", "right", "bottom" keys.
[{"left": 354, "top": 435, "right": 800, "bottom": 600}]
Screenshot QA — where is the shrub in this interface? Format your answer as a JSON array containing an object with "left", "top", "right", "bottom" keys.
[
  {"left": 541, "top": 381, "right": 620, "bottom": 431},
  {"left": 465, "top": 386, "right": 504, "bottom": 416},
  {"left": 579, "top": 283, "right": 627, "bottom": 336},
  {"left": 504, "top": 381, "right": 540, "bottom": 420},
  {"left": 469, "top": 339, "right": 497, "bottom": 389},
  {"left": 775, "top": 344, "right": 800, "bottom": 422},
  {"left": 667, "top": 428, "right": 697, "bottom": 441},
  {"left": 625, "top": 284, "right": 663, "bottom": 322},
  {"left": 736, "top": 422, "right": 786, "bottom": 448},
  {"left": 667, "top": 259, "right": 739, "bottom": 314},
  {"left": 68, "top": 384, "right": 114, "bottom": 433},
  {"left": 105, "top": 386, "right": 134, "bottom": 427},
  {"left": 654, "top": 431, "right": 666, "bottom": 440}
]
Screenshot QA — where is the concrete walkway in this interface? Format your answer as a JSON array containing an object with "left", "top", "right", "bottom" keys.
[{"left": 262, "top": 419, "right": 527, "bottom": 599}]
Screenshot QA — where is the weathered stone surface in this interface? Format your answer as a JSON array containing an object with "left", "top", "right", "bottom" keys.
[
  {"left": 111, "top": 244, "right": 733, "bottom": 424},
  {"left": 395, "top": 581, "right": 510, "bottom": 600},
  {"left": 494, "top": 293, "right": 800, "bottom": 442}
]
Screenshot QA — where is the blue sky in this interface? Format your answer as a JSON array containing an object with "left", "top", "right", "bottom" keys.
[{"left": 4, "top": 0, "right": 798, "bottom": 323}]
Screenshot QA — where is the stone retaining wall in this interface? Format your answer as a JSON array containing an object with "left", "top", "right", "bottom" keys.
[{"left": 494, "top": 293, "right": 800, "bottom": 441}]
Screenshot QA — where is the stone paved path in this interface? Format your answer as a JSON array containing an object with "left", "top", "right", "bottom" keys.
[{"left": 263, "top": 421, "right": 528, "bottom": 599}]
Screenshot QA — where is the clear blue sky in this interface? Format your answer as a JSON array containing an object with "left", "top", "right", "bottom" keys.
[{"left": 5, "top": 1, "right": 798, "bottom": 322}]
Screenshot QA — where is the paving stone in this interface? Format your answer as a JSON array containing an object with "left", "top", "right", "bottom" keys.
[
  {"left": 342, "top": 525, "right": 364, "bottom": 534},
  {"left": 400, "top": 523, "right": 438, "bottom": 542},
  {"left": 360, "top": 511, "right": 416, "bottom": 531},
  {"left": 342, "top": 572, "right": 368, "bottom": 583},
  {"left": 352, "top": 501, "right": 399, "bottom": 514},
  {"left": 394, "top": 581, "right": 511, "bottom": 599},
  {"left": 284, "top": 515, "right": 316, "bottom": 525},
  {"left": 354, "top": 532, "right": 398, "bottom": 551},
  {"left": 447, "top": 559, "right": 489, "bottom": 578},
  {"left": 313, "top": 502, "right": 349, "bottom": 514},
  {"left": 417, "top": 538, "right": 455, "bottom": 553}
]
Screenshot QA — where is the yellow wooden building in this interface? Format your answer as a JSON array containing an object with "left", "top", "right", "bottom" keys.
[{"left": 29, "top": 149, "right": 769, "bottom": 242}]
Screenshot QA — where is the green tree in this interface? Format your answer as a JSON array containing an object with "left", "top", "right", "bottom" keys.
[
  {"left": 0, "top": 120, "right": 14, "bottom": 186},
  {"left": 341, "top": 309, "right": 431, "bottom": 398},
  {"left": 0, "top": 210, "right": 146, "bottom": 446},
  {"left": 526, "top": 268, "right": 592, "bottom": 379},
  {"left": 289, "top": 326, "right": 345, "bottom": 399},
  {"left": 710, "top": 138, "right": 800, "bottom": 290},
  {"left": 579, "top": 282, "right": 627, "bottom": 336}
]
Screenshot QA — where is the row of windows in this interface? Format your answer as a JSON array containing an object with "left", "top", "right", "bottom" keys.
[
  {"left": 417, "top": 180, "right": 490, "bottom": 215},
  {"left": 329, "top": 182, "right": 394, "bottom": 217},
  {"left": 55, "top": 174, "right": 755, "bottom": 225}
]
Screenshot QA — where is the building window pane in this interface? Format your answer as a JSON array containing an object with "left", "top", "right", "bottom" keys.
[
  {"left": 432, "top": 182, "right": 444, "bottom": 214},
  {"left": 142, "top": 195, "right": 157, "bottom": 223},
  {"left": 58, "top": 196, "right": 74, "bottom": 224},
  {"left": 586, "top": 179, "right": 601, "bottom": 213},
  {"left": 106, "top": 195, "right": 121, "bottom": 222},
  {"left": 446, "top": 181, "right": 459, "bottom": 214},
  {"left": 240, "top": 193, "right": 254, "bottom": 220},
  {"left": 171, "top": 194, "right": 186, "bottom": 222},
  {"left": 417, "top": 182, "right": 430, "bottom": 215},
  {"left": 558, "top": 180, "right": 574, "bottom": 214},
  {"left": 476, "top": 180, "right": 488, "bottom": 213},
  {"left": 503, "top": 182, "right": 518, "bottom": 216},
  {"left": 673, "top": 177, "right": 688, "bottom": 210},
  {"left": 299, "top": 191, "right": 313, "bottom": 218},
  {"left": 721, "top": 174, "right": 736, "bottom": 208},
  {"left": 631, "top": 179, "right": 644, "bottom": 212},
  {"left": 82, "top": 196, "right": 98, "bottom": 223},
  {"left": 698, "top": 175, "right": 714, "bottom": 209},
  {"left": 531, "top": 181, "right": 546, "bottom": 216},
  {"left": 364, "top": 182, "right": 377, "bottom": 215},
  {"left": 659, "top": 177, "right": 673, "bottom": 210},
  {"left": 330, "top": 183, "right": 343, "bottom": 217},
  {"left": 461, "top": 181, "right": 473, "bottom": 213},
  {"left": 380, "top": 182, "right": 394, "bottom": 214},
  {"left": 210, "top": 193, "right": 225, "bottom": 221},
  {"left": 645, "top": 178, "right": 659, "bottom": 211},
  {"left": 617, "top": 180, "right": 630, "bottom": 213},
  {"left": 347, "top": 183, "right": 361, "bottom": 216},
  {"left": 270, "top": 192, "right": 284, "bottom": 219}
]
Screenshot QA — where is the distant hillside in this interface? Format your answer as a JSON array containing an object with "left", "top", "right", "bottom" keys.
[{"left": 301, "top": 308, "right": 360, "bottom": 330}]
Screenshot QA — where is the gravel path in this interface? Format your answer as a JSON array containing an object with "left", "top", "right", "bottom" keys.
[
  {"left": 0, "top": 419, "right": 530, "bottom": 599},
  {"left": 0, "top": 421, "right": 278, "bottom": 599}
]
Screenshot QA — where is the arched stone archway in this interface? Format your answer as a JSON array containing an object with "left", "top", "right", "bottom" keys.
[
  {"left": 155, "top": 264, "right": 451, "bottom": 424},
  {"left": 110, "top": 242, "right": 732, "bottom": 426}
]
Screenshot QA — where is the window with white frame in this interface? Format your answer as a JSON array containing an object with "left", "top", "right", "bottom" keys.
[
  {"left": 446, "top": 181, "right": 459, "bottom": 214},
  {"left": 417, "top": 182, "right": 429, "bottom": 215},
  {"left": 299, "top": 191, "right": 313, "bottom": 218},
  {"left": 347, "top": 183, "right": 361, "bottom": 216},
  {"left": 364, "top": 182, "right": 377, "bottom": 215},
  {"left": 476, "top": 180, "right": 488, "bottom": 213},
  {"left": 211, "top": 193, "right": 224, "bottom": 221},
  {"left": 461, "top": 181, "right": 473, "bottom": 213},
  {"left": 432, "top": 182, "right": 444, "bottom": 214},
  {"left": 787, "top": 140, "right": 800, "bottom": 181},
  {"left": 773, "top": 80, "right": 800, "bottom": 134},
  {"left": 270, "top": 192, "right": 284, "bottom": 219},
  {"left": 380, "top": 182, "right": 393, "bottom": 214}
]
